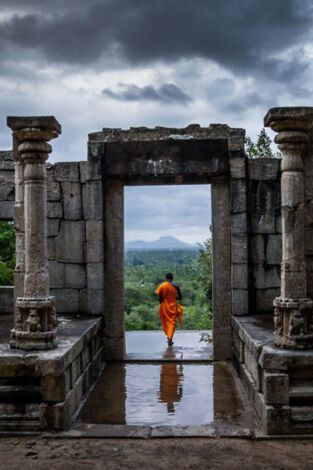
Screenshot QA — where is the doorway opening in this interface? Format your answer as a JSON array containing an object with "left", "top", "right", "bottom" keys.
[{"left": 124, "top": 184, "right": 212, "bottom": 360}]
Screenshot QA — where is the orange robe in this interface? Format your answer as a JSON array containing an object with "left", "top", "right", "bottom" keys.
[{"left": 155, "top": 281, "right": 183, "bottom": 340}]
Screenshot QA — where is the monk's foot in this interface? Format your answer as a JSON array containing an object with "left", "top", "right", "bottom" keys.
[{"left": 167, "top": 338, "right": 174, "bottom": 346}]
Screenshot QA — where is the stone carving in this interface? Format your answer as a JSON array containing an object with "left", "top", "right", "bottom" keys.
[
  {"left": 265, "top": 107, "right": 313, "bottom": 349},
  {"left": 7, "top": 116, "right": 61, "bottom": 350}
]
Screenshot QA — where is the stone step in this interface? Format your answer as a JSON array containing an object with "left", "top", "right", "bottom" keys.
[
  {"left": 0, "top": 385, "right": 41, "bottom": 402},
  {"left": 0, "top": 419, "right": 40, "bottom": 432},
  {"left": 290, "top": 384, "right": 313, "bottom": 399}
]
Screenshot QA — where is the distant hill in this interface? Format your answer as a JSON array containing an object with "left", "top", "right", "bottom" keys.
[{"left": 126, "top": 235, "right": 197, "bottom": 251}]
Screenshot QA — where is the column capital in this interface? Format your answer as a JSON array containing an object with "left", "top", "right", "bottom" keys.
[{"left": 7, "top": 115, "right": 61, "bottom": 135}]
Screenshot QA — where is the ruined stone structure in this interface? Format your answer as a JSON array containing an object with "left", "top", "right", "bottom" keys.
[{"left": 0, "top": 108, "right": 313, "bottom": 435}]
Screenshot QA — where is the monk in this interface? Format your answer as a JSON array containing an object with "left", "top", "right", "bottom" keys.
[{"left": 155, "top": 273, "right": 183, "bottom": 346}]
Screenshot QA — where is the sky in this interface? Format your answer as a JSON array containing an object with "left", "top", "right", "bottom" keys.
[{"left": 0, "top": 0, "right": 312, "bottom": 243}]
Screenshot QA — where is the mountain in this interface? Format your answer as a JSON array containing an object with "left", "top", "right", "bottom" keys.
[{"left": 126, "top": 236, "right": 197, "bottom": 251}]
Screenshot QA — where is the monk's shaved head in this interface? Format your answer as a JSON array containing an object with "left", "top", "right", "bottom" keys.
[{"left": 166, "top": 273, "right": 173, "bottom": 281}]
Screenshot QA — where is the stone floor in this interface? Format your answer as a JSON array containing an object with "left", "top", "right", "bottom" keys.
[{"left": 125, "top": 330, "right": 213, "bottom": 361}]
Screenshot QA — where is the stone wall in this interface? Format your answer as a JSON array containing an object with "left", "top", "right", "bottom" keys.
[
  {"left": 0, "top": 151, "right": 104, "bottom": 316},
  {"left": 246, "top": 158, "right": 281, "bottom": 314}
]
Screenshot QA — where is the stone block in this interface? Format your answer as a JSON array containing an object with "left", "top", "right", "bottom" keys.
[
  {"left": 256, "top": 288, "right": 279, "bottom": 313},
  {"left": 263, "top": 372, "right": 289, "bottom": 405},
  {"left": 230, "top": 180, "right": 246, "bottom": 213},
  {"left": 47, "top": 218, "right": 60, "bottom": 237},
  {"left": 231, "top": 213, "right": 247, "bottom": 234},
  {"left": 276, "top": 214, "right": 282, "bottom": 233},
  {"left": 47, "top": 202, "right": 62, "bottom": 219},
  {"left": 248, "top": 159, "right": 280, "bottom": 181},
  {"left": 49, "top": 261, "right": 65, "bottom": 288},
  {"left": 266, "top": 234, "right": 282, "bottom": 265},
  {"left": 232, "top": 263, "right": 248, "bottom": 289},
  {"left": 0, "top": 286, "right": 13, "bottom": 314},
  {"left": 244, "top": 346, "right": 260, "bottom": 389},
  {"left": 250, "top": 211, "right": 276, "bottom": 234},
  {"left": 86, "top": 220, "right": 103, "bottom": 241},
  {"left": 55, "top": 221, "right": 85, "bottom": 263},
  {"left": 103, "top": 337, "right": 125, "bottom": 361},
  {"left": 51, "top": 288, "right": 79, "bottom": 313},
  {"left": 79, "top": 289, "right": 87, "bottom": 313},
  {"left": 230, "top": 157, "right": 245, "bottom": 179},
  {"left": 250, "top": 235, "right": 265, "bottom": 265},
  {"left": 231, "top": 234, "right": 248, "bottom": 263},
  {"left": 254, "top": 266, "right": 280, "bottom": 289},
  {"left": 54, "top": 162, "right": 79, "bottom": 182},
  {"left": 41, "top": 369, "right": 71, "bottom": 402},
  {"left": 0, "top": 171, "right": 14, "bottom": 200},
  {"left": 256, "top": 182, "right": 279, "bottom": 212},
  {"left": 65, "top": 263, "right": 86, "bottom": 289},
  {"left": 83, "top": 181, "right": 103, "bottom": 220},
  {"left": 87, "top": 289, "right": 103, "bottom": 315},
  {"left": 87, "top": 263, "right": 104, "bottom": 290},
  {"left": 79, "top": 161, "right": 87, "bottom": 184},
  {"left": 86, "top": 160, "right": 102, "bottom": 181},
  {"left": 232, "top": 289, "right": 248, "bottom": 315},
  {"left": 0, "top": 201, "right": 14, "bottom": 219},
  {"left": 48, "top": 238, "right": 56, "bottom": 261},
  {"left": 47, "top": 168, "right": 61, "bottom": 201},
  {"left": 62, "top": 182, "right": 82, "bottom": 220},
  {"left": 263, "top": 405, "right": 290, "bottom": 435},
  {"left": 85, "top": 240, "right": 104, "bottom": 263},
  {"left": 0, "top": 151, "right": 14, "bottom": 170}
]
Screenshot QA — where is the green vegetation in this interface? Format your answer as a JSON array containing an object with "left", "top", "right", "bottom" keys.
[
  {"left": 0, "top": 221, "right": 15, "bottom": 286},
  {"left": 245, "top": 128, "right": 281, "bottom": 159},
  {"left": 124, "top": 241, "right": 212, "bottom": 331}
]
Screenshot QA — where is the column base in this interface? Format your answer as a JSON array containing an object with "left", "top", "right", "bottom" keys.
[
  {"left": 273, "top": 297, "right": 313, "bottom": 349},
  {"left": 11, "top": 296, "right": 58, "bottom": 350}
]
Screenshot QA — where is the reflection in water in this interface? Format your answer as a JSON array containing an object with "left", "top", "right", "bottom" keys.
[
  {"left": 79, "top": 361, "right": 251, "bottom": 428},
  {"left": 158, "top": 363, "right": 184, "bottom": 414}
]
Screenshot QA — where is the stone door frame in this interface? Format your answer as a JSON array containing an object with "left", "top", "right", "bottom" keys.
[{"left": 97, "top": 136, "right": 232, "bottom": 361}]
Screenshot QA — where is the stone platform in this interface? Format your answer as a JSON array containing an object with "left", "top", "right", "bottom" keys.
[
  {"left": 0, "top": 315, "right": 104, "bottom": 433},
  {"left": 232, "top": 315, "right": 313, "bottom": 435}
]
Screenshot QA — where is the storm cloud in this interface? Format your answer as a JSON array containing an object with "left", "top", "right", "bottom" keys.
[{"left": 102, "top": 83, "right": 192, "bottom": 104}]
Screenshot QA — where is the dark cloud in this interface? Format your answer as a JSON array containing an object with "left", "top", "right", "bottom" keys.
[
  {"left": 102, "top": 83, "right": 192, "bottom": 104},
  {"left": 0, "top": 0, "right": 312, "bottom": 82}
]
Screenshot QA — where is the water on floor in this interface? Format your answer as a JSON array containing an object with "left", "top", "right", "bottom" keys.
[
  {"left": 126, "top": 330, "right": 213, "bottom": 361},
  {"left": 78, "top": 362, "right": 252, "bottom": 430}
]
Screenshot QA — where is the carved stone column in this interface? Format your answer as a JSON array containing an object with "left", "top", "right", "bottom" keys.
[
  {"left": 7, "top": 117, "right": 61, "bottom": 350},
  {"left": 265, "top": 107, "right": 313, "bottom": 349}
]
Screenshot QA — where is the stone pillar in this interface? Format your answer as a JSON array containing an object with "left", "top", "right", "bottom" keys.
[
  {"left": 7, "top": 116, "right": 61, "bottom": 350},
  {"left": 265, "top": 107, "right": 313, "bottom": 349}
]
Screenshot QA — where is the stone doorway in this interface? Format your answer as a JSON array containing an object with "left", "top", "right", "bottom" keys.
[{"left": 87, "top": 126, "right": 237, "bottom": 361}]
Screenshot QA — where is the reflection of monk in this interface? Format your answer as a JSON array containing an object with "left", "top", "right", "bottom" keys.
[
  {"left": 159, "top": 363, "right": 184, "bottom": 413},
  {"left": 155, "top": 273, "right": 183, "bottom": 346}
]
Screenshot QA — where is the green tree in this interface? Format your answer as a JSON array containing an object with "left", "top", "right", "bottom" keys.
[
  {"left": 245, "top": 128, "right": 280, "bottom": 159},
  {"left": 0, "top": 221, "right": 15, "bottom": 285}
]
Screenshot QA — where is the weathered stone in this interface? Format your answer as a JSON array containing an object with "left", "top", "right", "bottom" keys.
[
  {"left": 0, "top": 151, "right": 14, "bottom": 170},
  {"left": 248, "top": 159, "right": 280, "bottom": 181},
  {"left": 256, "top": 288, "right": 279, "bottom": 313},
  {"left": 0, "top": 201, "right": 14, "bottom": 219},
  {"left": 86, "top": 240, "right": 104, "bottom": 263},
  {"left": 65, "top": 264, "right": 86, "bottom": 289},
  {"left": 0, "top": 171, "right": 14, "bottom": 200},
  {"left": 48, "top": 238, "right": 56, "bottom": 261},
  {"left": 263, "top": 372, "right": 289, "bottom": 405},
  {"left": 87, "top": 289, "right": 103, "bottom": 315},
  {"left": 232, "top": 289, "right": 248, "bottom": 315},
  {"left": 276, "top": 214, "right": 282, "bottom": 233},
  {"left": 230, "top": 157, "right": 245, "bottom": 179},
  {"left": 250, "top": 235, "right": 265, "bottom": 265},
  {"left": 86, "top": 220, "right": 103, "bottom": 241},
  {"left": 51, "top": 288, "right": 79, "bottom": 313},
  {"left": 231, "top": 213, "right": 247, "bottom": 234},
  {"left": 232, "top": 264, "right": 248, "bottom": 289},
  {"left": 250, "top": 211, "right": 276, "bottom": 234},
  {"left": 231, "top": 234, "right": 248, "bottom": 263},
  {"left": 47, "top": 219, "right": 60, "bottom": 237},
  {"left": 49, "top": 261, "right": 65, "bottom": 288},
  {"left": 266, "top": 234, "right": 282, "bottom": 265},
  {"left": 54, "top": 162, "right": 79, "bottom": 182},
  {"left": 230, "top": 180, "right": 246, "bottom": 213},
  {"left": 79, "top": 289, "right": 87, "bottom": 313},
  {"left": 86, "top": 160, "right": 102, "bottom": 181},
  {"left": 47, "top": 202, "right": 62, "bottom": 219},
  {"left": 79, "top": 161, "right": 87, "bottom": 184},
  {"left": 55, "top": 221, "right": 85, "bottom": 263},
  {"left": 83, "top": 181, "right": 103, "bottom": 220},
  {"left": 46, "top": 168, "right": 61, "bottom": 201},
  {"left": 62, "top": 182, "right": 82, "bottom": 220},
  {"left": 254, "top": 266, "right": 280, "bottom": 289},
  {"left": 0, "top": 286, "right": 14, "bottom": 314},
  {"left": 87, "top": 263, "right": 104, "bottom": 290}
]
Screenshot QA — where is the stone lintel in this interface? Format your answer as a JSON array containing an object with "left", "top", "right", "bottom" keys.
[
  {"left": 7, "top": 116, "right": 61, "bottom": 135},
  {"left": 264, "top": 107, "right": 313, "bottom": 127}
]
